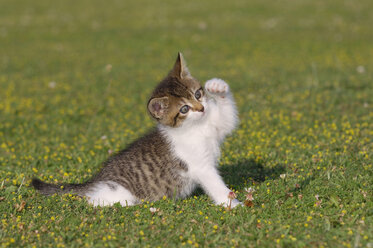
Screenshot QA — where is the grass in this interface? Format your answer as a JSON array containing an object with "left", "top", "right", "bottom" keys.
[{"left": 0, "top": 0, "right": 372, "bottom": 247}]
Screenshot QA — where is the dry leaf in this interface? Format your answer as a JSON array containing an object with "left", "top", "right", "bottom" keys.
[
  {"left": 244, "top": 200, "right": 254, "bottom": 207},
  {"left": 312, "top": 157, "right": 320, "bottom": 163},
  {"left": 18, "top": 223, "right": 24, "bottom": 230},
  {"left": 15, "top": 201, "right": 26, "bottom": 212}
]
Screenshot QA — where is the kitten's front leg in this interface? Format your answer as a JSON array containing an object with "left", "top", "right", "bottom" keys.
[
  {"left": 204, "top": 78, "right": 238, "bottom": 140},
  {"left": 196, "top": 167, "right": 242, "bottom": 208}
]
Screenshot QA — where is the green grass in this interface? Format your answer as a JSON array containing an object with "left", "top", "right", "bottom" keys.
[{"left": 1, "top": 0, "right": 372, "bottom": 247}]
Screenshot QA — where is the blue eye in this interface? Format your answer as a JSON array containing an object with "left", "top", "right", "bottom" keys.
[
  {"left": 180, "top": 105, "right": 189, "bottom": 114},
  {"left": 195, "top": 90, "right": 202, "bottom": 100}
]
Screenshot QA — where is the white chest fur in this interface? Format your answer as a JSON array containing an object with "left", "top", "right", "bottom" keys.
[
  {"left": 159, "top": 101, "right": 223, "bottom": 178},
  {"left": 160, "top": 119, "right": 221, "bottom": 198}
]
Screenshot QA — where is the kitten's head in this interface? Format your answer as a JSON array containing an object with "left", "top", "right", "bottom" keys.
[{"left": 148, "top": 53, "right": 207, "bottom": 128}]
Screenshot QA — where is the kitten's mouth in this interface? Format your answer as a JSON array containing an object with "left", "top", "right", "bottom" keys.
[
  {"left": 201, "top": 105, "right": 207, "bottom": 116},
  {"left": 199, "top": 110, "right": 207, "bottom": 119}
]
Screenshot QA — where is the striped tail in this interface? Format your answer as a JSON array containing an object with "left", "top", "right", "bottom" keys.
[{"left": 31, "top": 178, "right": 89, "bottom": 196}]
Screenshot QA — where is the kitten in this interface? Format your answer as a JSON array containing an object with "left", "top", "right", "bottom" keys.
[{"left": 32, "top": 53, "right": 241, "bottom": 208}]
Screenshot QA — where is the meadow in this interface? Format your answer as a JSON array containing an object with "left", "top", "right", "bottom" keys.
[{"left": 0, "top": 0, "right": 372, "bottom": 247}]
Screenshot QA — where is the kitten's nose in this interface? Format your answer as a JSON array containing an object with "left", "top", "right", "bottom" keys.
[{"left": 198, "top": 106, "right": 204, "bottom": 112}]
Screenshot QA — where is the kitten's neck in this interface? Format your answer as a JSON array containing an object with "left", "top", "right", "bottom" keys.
[{"left": 157, "top": 118, "right": 207, "bottom": 137}]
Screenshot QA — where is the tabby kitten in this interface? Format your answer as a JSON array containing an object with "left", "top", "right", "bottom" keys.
[{"left": 32, "top": 53, "right": 241, "bottom": 208}]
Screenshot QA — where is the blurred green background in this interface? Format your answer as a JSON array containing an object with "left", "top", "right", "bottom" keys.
[{"left": 0, "top": 0, "right": 372, "bottom": 247}]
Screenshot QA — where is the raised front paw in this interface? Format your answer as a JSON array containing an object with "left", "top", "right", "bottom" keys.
[{"left": 205, "top": 78, "right": 230, "bottom": 97}]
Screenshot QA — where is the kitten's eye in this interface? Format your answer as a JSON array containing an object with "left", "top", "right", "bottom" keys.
[
  {"left": 180, "top": 105, "right": 190, "bottom": 114},
  {"left": 195, "top": 89, "right": 202, "bottom": 100}
]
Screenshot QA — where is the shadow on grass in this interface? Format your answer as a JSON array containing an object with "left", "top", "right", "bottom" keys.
[
  {"left": 192, "top": 159, "right": 286, "bottom": 197},
  {"left": 220, "top": 159, "right": 286, "bottom": 190}
]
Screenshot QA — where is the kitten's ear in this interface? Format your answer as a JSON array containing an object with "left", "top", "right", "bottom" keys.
[
  {"left": 169, "top": 52, "right": 191, "bottom": 79},
  {"left": 148, "top": 97, "right": 169, "bottom": 119}
]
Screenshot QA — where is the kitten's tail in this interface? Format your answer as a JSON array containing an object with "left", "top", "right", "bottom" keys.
[{"left": 31, "top": 178, "right": 90, "bottom": 196}]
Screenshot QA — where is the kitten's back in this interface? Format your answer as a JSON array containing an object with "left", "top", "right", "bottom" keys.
[{"left": 93, "top": 129, "right": 189, "bottom": 201}]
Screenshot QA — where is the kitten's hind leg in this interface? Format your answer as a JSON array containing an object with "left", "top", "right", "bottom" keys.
[{"left": 84, "top": 181, "right": 137, "bottom": 207}]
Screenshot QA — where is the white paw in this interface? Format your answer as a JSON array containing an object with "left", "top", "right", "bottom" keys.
[
  {"left": 230, "top": 199, "right": 243, "bottom": 208},
  {"left": 205, "top": 78, "right": 230, "bottom": 97},
  {"left": 220, "top": 199, "right": 243, "bottom": 208}
]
